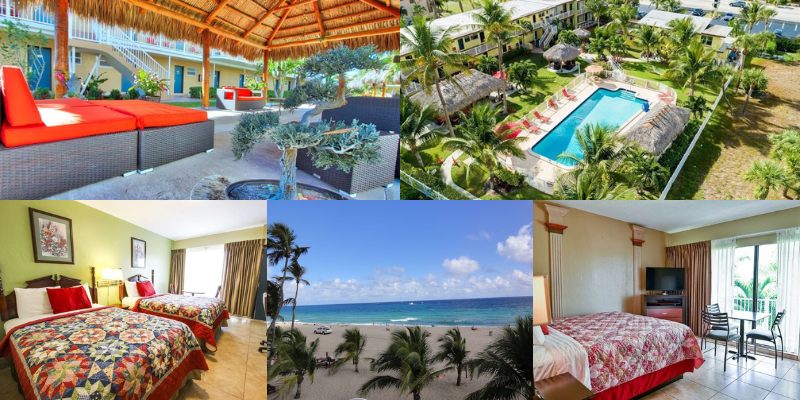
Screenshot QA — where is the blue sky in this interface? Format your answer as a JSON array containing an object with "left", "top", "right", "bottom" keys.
[{"left": 267, "top": 201, "right": 533, "bottom": 305}]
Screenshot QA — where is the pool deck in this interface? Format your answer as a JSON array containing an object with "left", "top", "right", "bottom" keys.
[{"left": 506, "top": 76, "right": 673, "bottom": 194}]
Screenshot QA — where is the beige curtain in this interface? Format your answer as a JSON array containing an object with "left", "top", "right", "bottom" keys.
[
  {"left": 221, "top": 239, "right": 264, "bottom": 317},
  {"left": 169, "top": 249, "right": 186, "bottom": 294},
  {"left": 666, "top": 241, "right": 711, "bottom": 336}
]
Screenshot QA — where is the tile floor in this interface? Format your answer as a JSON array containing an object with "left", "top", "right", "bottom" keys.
[
  {"left": 642, "top": 342, "right": 800, "bottom": 400},
  {"left": 0, "top": 317, "right": 267, "bottom": 400}
]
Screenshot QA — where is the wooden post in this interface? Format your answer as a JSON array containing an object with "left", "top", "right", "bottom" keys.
[
  {"left": 202, "top": 29, "right": 211, "bottom": 109},
  {"left": 262, "top": 50, "right": 278, "bottom": 99},
  {"left": 54, "top": 0, "right": 69, "bottom": 97}
]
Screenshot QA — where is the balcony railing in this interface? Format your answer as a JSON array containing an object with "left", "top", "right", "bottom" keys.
[
  {"left": 732, "top": 297, "right": 778, "bottom": 329},
  {"left": 461, "top": 42, "right": 498, "bottom": 56}
]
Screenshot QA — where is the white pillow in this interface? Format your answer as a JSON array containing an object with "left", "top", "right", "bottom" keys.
[
  {"left": 81, "top": 284, "right": 93, "bottom": 303},
  {"left": 15, "top": 287, "right": 56, "bottom": 318},
  {"left": 533, "top": 325, "right": 546, "bottom": 346},
  {"left": 124, "top": 281, "right": 140, "bottom": 297}
]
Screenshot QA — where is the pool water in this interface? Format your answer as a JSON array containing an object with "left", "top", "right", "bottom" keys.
[{"left": 531, "top": 88, "right": 649, "bottom": 166}]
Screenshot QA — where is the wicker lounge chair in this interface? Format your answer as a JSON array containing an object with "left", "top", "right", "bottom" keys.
[
  {"left": 296, "top": 97, "right": 399, "bottom": 195},
  {"left": 216, "top": 87, "right": 266, "bottom": 111}
]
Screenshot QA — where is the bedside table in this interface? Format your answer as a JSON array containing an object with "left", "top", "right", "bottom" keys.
[{"left": 535, "top": 373, "right": 593, "bottom": 400}]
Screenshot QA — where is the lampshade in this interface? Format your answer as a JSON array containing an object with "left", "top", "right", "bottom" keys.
[
  {"left": 533, "top": 276, "right": 551, "bottom": 326},
  {"left": 101, "top": 268, "right": 124, "bottom": 281}
]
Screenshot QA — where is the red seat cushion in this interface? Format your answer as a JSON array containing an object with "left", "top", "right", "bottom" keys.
[
  {"left": 136, "top": 281, "right": 156, "bottom": 297},
  {"left": 88, "top": 100, "right": 208, "bottom": 129},
  {"left": 46, "top": 286, "right": 92, "bottom": 314},
  {"left": 1, "top": 105, "right": 137, "bottom": 147},
  {"left": 239, "top": 96, "right": 264, "bottom": 101},
  {"left": 224, "top": 91, "right": 234, "bottom": 100},
  {"left": 0, "top": 66, "right": 43, "bottom": 127},
  {"left": 235, "top": 88, "right": 252, "bottom": 97},
  {"left": 35, "top": 98, "right": 94, "bottom": 108}
]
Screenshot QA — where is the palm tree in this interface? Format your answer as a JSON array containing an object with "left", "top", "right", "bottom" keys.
[
  {"left": 507, "top": 59, "right": 538, "bottom": 93},
  {"left": 623, "top": 146, "right": 669, "bottom": 197},
  {"left": 401, "top": 97, "right": 444, "bottom": 167},
  {"left": 584, "top": 0, "right": 606, "bottom": 25},
  {"left": 265, "top": 279, "right": 283, "bottom": 359},
  {"left": 607, "top": 35, "right": 627, "bottom": 61},
  {"left": 667, "top": 39, "right": 718, "bottom": 97},
  {"left": 588, "top": 36, "right": 608, "bottom": 60},
  {"left": 270, "top": 330, "right": 319, "bottom": 399},
  {"left": 360, "top": 326, "right": 450, "bottom": 400},
  {"left": 472, "top": 0, "right": 515, "bottom": 113},
  {"left": 284, "top": 260, "right": 309, "bottom": 330},
  {"left": 744, "top": 160, "right": 788, "bottom": 199},
  {"left": 442, "top": 102, "right": 526, "bottom": 193},
  {"left": 475, "top": 54, "right": 498, "bottom": 74},
  {"left": 557, "top": 30, "right": 580, "bottom": 46},
  {"left": 435, "top": 328, "right": 470, "bottom": 386},
  {"left": 667, "top": 17, "right": 696, "bottom": 49},
  {"left": 333, "top": 328, "right": 367, "bottom": 373},
  {"left": 401, "top": 16, "right": 471, "bottom": 136},
  {"left": 610, "top": 4, "right": 637, "bottom": 38},
  {"left": 555, "top": 167, "right": 638, "bottom": 199},
  {"left": 740, "top": 0, "right": 773, "bottom": 33},
  {"left": 268, "top": 59, "right": 302, "bottom": 97},
  {"left": 684, "top": 95, "right": 711, "bottom": 120},
  {"left": 634, "top": 25, "right": 661, "bottom": 59},
  {"left": 740, "top": 67, "right": 768, "bottom": 114},
  {"left": 466, "top": 316, "right": 533, "bottom": 400},
  {"left": 266, "top": 223, "right": 309, "bottom": 356}
]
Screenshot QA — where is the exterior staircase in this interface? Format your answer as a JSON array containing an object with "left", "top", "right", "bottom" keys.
[{"left": 540, "top": 24, "right": 557, "bottom": 49}]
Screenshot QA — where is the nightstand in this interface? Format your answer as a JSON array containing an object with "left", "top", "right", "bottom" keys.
[{"left": 535, "top": 373, "right": 593, "bottom": 400}]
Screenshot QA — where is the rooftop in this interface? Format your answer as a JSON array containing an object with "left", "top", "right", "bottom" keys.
[{"left": 637, "top": 10, "right": 712, "bottom": 34}]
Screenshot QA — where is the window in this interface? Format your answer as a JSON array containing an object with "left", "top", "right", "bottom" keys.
[
  {"left": 733, "top": 244, "right": 778, "bottom": 329},
  {"left": 186, "top": 67, "right": 197, "bottom": 76},
  {"left": 184, "top": 245, "right": 225, "bottom": 297},
  {"left": 74, "top": 52, "right": 81, "bottom": 65},
  {"left": 99, "top": 58, "right": 112, "bottom": 68}
]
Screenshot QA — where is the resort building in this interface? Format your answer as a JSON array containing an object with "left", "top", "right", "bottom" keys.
[
  {"left": 636, "top": 10, "right": 733, "bottom": 59},
  {"left": 400, "top": 0, "right": 594, "bottom": 61},
  {"left": 0, "top": 1, "right": 269, "bottom": 96}
]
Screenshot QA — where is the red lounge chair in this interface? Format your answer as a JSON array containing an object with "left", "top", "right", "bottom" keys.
[
  {"left": 548, "top": 98, "right": 558, "bottom": 109},
  {"left": 534, "top": 111, "right": 551, "bottom": 123},
  {"left": 562, "top": 88, "right": 577, "bottom": 101},
  {"left": 521, "top": 119, "right": 540, "bottom": 133},
  {"left": 504, "top": 129, "right": 523, "bottom": 140}
]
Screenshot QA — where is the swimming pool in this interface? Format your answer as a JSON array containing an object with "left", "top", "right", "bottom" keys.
[{"left": 531, "top": 88, "right": 649, "bottom": 166}]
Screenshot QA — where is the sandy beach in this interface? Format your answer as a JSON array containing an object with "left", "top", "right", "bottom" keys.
[{"left": 269, "top": 322, "right": 503, "bottom": 400}]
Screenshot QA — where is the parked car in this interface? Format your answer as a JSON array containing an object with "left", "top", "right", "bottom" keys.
[
  {"left": 730, "top": 1, "right": 747, "bottom": 8},
  {"left": 314, "top": 326, "right": 333, "bottom": 335},
  {"left": 722, "top": 13, "right": 735, "bottom": 22},
  {"left": 691, "top": 8, "right": 706, "bottom": 16},
  {"left": 774, "top": 29, "right": 783, "bottom": 37}
]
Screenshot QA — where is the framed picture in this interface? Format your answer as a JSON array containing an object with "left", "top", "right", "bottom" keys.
[
  {"left": 131, "top": 238, "right": 146, "bottom": 269},
  {"left": 29, "top": 208, "right": 75, "bottom": 264}
]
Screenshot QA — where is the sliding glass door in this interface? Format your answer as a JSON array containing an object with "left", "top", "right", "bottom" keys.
[{"left": 733, "top": 244, "right": 778, "bottom": 329}]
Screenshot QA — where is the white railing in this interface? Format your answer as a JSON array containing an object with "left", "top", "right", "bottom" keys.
[
  {"left": 733, "top": 297, "right": 778, "bottom": 329},
  {"left": 462, "top": 42, "right": 498, "bottom": 56},
  {"left": 399, "top": 170, "right": 452, "bottom": 200},
  {"left": 540, "top": 24, "right": 557, "bottom": 48},
  {"left": 101, "top": 25, "right": 169, "bottom": 79}
]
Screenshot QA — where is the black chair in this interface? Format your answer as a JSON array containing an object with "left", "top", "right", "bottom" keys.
[
  {"left": 702, "top": 304, "right": 737, "bottom": 351},
  {"left": 745, "top": 310, "right": 785, "bottom": 368},
  {"left": 702, "top": 310, "right": 740, "bottom": 371}
]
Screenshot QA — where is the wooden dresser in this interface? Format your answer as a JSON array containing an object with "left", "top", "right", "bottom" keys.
[{"left": 643, "top": 294, "right": 686, "bottom": 325}]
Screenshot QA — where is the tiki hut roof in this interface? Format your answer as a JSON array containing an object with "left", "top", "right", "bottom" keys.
[
  {"left": 621, "top": 102, "right": 691, "bottom": 156},
  {"left": 573, "top": 27, "right": 591, "bottom": 39},
  {"left": 543, "top": 43, "right": 581, "bottom": 62},
  {"left": 20, "top": 0, "right": 400, "bottom": 60},
  {"left": 408, "top": 69, "right": 504, "bottom": 116}
]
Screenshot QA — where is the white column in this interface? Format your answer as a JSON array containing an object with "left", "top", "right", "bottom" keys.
[{"left": 544, "top": 204, "right": 569, "bottom": 319}]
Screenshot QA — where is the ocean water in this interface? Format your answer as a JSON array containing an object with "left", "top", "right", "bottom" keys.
[{"left": 290, "top": 296, "right": 532, "bottom": 327}]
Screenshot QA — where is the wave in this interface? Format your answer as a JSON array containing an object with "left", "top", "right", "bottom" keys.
[{"left": 390, "top": 317, "right": 418, "bottom": 322}]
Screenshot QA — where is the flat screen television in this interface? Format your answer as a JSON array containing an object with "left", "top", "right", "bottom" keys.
[{"left": 646, "top": 267, "right": 685, "bottom": 291}]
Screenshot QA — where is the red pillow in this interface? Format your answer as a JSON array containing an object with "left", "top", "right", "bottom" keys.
[
  {"left": 46, "top": 286, "right": 91, "bottom": 314},
  {"left": 0, "top": 66, "right": 43, "bottom": 127},
  {"left": 224, "top": 91, "right": 233, "bottom": 100},
  {"left": 541, "top": 324, "right": 550, "bottom": 335},
  {"left": 136, "top": 281, "right": 156, "bottom": 297}
]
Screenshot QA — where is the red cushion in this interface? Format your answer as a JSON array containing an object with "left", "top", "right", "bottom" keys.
[
  {"left": 239, "top": 96, "right": 264, "bottom": 101},
  {"left": 0, "top": 66, "right": 43, "bottom": 127},
  {"left": 46, "top": 286, "right": 92, "bottom": 314},
  {"left": 224, "top": 91, "right": 234, "bottom": 100},
  {"left": 541, "top": 324, "right": 549, "bottom": 335},
  {"left": 235, "top": 88, "right": 252, "bottom": 97},
  {"left": 1, "top": 105, "right": 137, "bottom": 147},
  {"left": 35, "top": 98, "right": 94, "bottom": 108},
  {"left": 88, "top": 100, "right": 208, "bottom": 129},
  {"left": 136, "top": 281, "right": 156, "bottom": 297}
]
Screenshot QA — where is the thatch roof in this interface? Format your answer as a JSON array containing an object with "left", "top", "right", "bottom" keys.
[
  {"left": 573, "top": 28, "right": 591, "bottom": 39},
  {"left": 20, "top": 0, "right": 399, "bottom": 60},
  {"left": 543, "top": 43, "right": 580, "bottom": 62},
  {"left": 407, "top": 69, "right": 503, "bottom": 116},
  {"left": 621, "top": 102, "right": 690, "bottom": 156}
]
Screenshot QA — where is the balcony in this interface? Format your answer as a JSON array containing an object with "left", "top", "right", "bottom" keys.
[
  {"left": 461, "top": 42, "right": 498, "bottom": 56},
  {"left": 732, "top": 297, "right": 778, "bottom": 329}
]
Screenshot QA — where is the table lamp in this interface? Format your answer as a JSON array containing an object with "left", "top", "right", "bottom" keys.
[
  {"left": 100, "top": 268, "right": 124, "bottom": 305},
  {"left": 533, "top": 275, "right": 551, "bottom": 326}
]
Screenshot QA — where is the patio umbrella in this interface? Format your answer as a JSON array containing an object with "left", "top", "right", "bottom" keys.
[
  {"left": 543, "top": 43, "right": 581, "bottom": 63},
  {"left": 573, "top": 28, "right": 591, "bottom": 40},
  {"left": 585, "top": 64, "right": 603, "bottom": 75}
]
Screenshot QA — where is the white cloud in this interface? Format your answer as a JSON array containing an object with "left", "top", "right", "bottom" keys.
[
  {"left": 512, "top": 269, "right": 533, "bottom": 284},
  {"left": 442, "top": 256, "right": 480, "bottom": 276},
  {"left": 467, "top": 231, "right": 492, "bottom": 241},
  {"left": 497, "top": 224, "right": 533, "bottom": 264}
]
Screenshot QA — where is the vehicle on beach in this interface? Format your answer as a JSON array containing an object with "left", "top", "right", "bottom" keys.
[{"left": 314, "top": 326, "right": 333, "bottom": 335}]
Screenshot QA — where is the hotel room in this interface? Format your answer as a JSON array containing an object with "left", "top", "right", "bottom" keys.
[
  {"left": 533, "top": 201, "right": 800, "bottom": 400},
  {"left": 0, "top": 200, "right": 268, "bottom": 400}
]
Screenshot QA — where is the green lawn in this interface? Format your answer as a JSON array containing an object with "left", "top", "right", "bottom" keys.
[
  {"left": 621, "top": 61, "right": 721, "bottom": 104},
  {"left": 504, "top": 53, "right": 589, "bottom": 121},
  {"left": 163, "top": 101, "right": 203, "bottom": 108},
  {"left": 451, "top": 161, "right": 553, "bottom": 199}
]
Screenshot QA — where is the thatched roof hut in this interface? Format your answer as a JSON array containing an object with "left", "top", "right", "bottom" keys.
[
  {"left": 621, "top": 102, "right": 691, "bottom": 156},
  {"left": 543, "top": 43, "right": 581, "bottom": 62},
  {"left": 19, "top": 0, "right": 400, "bottom": 61},
  {"left": 573, "top": 28, "right": 591, "bottom": 40},
  {"left": 408, "top": 69, "right": 504, "bottom": 116}
]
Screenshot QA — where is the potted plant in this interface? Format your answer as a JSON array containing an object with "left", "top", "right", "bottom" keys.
[{"left": 134, "top": 69, "right": 168, "bottom": 102}]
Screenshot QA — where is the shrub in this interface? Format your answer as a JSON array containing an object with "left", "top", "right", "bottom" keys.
[
  {"left": 495, "top": 168, "right": 524, "bottom": 188},
  {"left": 32, "top": 87, "right": 52, "bottom": 99},
  {"left": 189, "top": 86, "right": 202, "bottom": 99},
  {"left": 133, "top": 69, "right": 168, "bottom": 97},
  {"left": 127, "top": 87, "right": 141, "bottom": 100},
  {"left": 399, "top": 160, "right": 471, "bottom": 200},
  {"left": 84, "top": 72, "right": 108, "bottom": 100},
  {"left": 109, "top": 89, "right": 123, "bottom": 100},
  {"left": 776, "top": 37, "right": 800, "bottom": 53},
  {"left": 658, "top": 119, "right": 701, "bottom": 174}
]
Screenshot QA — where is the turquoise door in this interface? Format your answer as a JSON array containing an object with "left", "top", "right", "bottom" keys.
[
  {"left": 213, "top": 71, "right": 220, "bottom": 88},
  {"left": 239, "top": 74, "right": 244, "bottom": 87},
  {"left": 27, "top": 46, "right": 51, "bottom": 90},
  {"left": 174, "top": 65, "right": 184, "bottom": 93}
]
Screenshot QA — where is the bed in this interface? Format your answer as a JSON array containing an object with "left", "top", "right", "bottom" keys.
[
  {"left": 0, "top": 272, "right": 208, "bottom": 400},
  {"left": 535, "top": 311, "right": 705, "bottom": 399},
  {"left": 120, "top": 272, "right": 229, "bottom": 352}
]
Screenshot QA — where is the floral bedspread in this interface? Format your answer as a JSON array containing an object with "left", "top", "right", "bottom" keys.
[
  {"left": 133, "top": 294, "right": 229, "bottom": 346},
  {"left": 549, "top": 311, "right": 704, "bottom": 393},
  {"left": 0, "top": 307, "right": 208, "bottom": 400}
]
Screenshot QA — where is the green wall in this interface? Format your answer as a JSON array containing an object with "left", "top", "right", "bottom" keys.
[{"left": 0, "top": 201, "right": 172, "bottom": 305}]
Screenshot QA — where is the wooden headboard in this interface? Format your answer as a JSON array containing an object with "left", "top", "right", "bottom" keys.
[
  {"left": 119, "top": 269, "right": 155, "bottom": 299},
  {"left": 0, "top": 267, "right": 98, "bottom": 321}
]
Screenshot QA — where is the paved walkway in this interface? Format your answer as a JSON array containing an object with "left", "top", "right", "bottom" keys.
[{"left": 439, "top": 150, "right": 479, "bottom": 199}]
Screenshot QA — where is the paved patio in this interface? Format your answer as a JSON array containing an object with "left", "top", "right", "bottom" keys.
[{"left": 49, "top": 105, "right": 399, "bottom": 200}]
